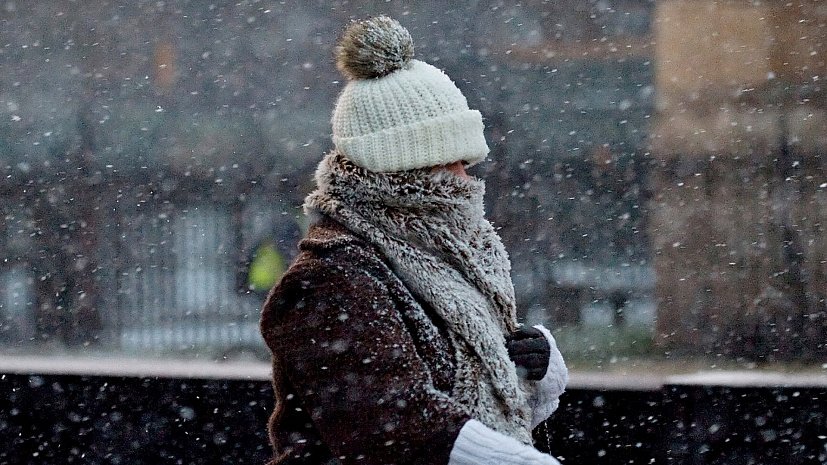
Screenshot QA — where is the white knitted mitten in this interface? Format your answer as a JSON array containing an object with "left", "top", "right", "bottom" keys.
[{"left": 526, "top": 325, "right": 569, "bottom": 428}]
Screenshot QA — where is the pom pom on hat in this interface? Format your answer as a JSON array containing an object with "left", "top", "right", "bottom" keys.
[
  {"left": 336, "top": 16, "right": 414, "bottom": 80},
  {"left": 331, "top": 16, "right": 490, "bottom": 172}
]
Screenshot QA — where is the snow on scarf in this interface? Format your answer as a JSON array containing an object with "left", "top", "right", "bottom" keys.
[{"left": 304, "top": 152, "right": 533, "bottom": 444}]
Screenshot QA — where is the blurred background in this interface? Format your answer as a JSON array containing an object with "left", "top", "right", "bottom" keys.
[{"left": 0, "top": 0, "right": 824, "bottom": 369}]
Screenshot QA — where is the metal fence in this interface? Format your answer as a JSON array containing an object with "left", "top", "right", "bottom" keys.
[
  {"left": 114, "top": 203, "right": 262, "bottom": 357},
  {"left": 0, "top": 175, "right": 292, "bottom": 359}
]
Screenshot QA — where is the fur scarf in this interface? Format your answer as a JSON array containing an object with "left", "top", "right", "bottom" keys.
[{"left": 304, "top": 152, "right": 533, "bottom": 444}]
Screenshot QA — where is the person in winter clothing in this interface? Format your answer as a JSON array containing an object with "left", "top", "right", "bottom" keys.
[{"left": 260, "top": 16, "right": 568, "bottom": 465}]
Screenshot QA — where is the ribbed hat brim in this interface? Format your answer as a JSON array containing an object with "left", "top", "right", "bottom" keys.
[{"left": 333, "top": 110, "right": 489, "bottom": 173}]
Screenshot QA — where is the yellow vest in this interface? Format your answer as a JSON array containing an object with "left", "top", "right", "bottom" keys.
[{"left": 248, "top": 242, "right": 286, "bottom": 293}]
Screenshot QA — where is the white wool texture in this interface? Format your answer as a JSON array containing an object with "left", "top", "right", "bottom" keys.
[
  {"left": 332, "top": 60, "right": 489, "bottom": 173},
  {"left": 331, "top": 16, "right": 489, "bottom": 173},
  {"left": 304, "top": 152, "right": 533, "bottom": 444}
]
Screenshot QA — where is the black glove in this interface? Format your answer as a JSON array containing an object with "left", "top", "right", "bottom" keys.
[{"left": 505, "top": 326, "right": 550, "bottom": 381}]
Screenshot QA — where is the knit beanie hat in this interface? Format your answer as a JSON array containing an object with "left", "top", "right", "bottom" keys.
[{"left": 332, "top": 16, "right": 490, "bottom": 173}]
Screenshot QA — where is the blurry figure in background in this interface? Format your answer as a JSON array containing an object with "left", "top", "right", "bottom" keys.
[
  {"left": 30, "top": 191, "right": 102, "bottom": 348},
  {"left": 609, "top": 290, "right": 628, "bottom": 327},
  {"left": 260, "top": 17, "right": 568, "bottom": 465},
  {"left": 244, "top": 216, "right": 301, "bottom": 297},
  {"left": 247, "top": 239, "right": 287, "bottom": 296}
]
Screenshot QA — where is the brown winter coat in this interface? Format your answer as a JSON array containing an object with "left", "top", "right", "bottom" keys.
[{"left": 260, "top": 217, "right": 472, "bottom": 465}]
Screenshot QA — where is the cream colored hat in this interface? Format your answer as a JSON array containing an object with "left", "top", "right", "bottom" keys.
[{"left": 331, "top": 16, "right": 489, "bottom": 173}]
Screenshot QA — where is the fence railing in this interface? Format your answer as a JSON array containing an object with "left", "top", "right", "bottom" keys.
[{"left": 0, "top": 175, "right": 288, "bottom": 359}]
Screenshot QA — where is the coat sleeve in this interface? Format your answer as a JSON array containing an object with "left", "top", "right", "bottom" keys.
[{"left": 262, "top": 251, "right": 472, "bottom": 465}]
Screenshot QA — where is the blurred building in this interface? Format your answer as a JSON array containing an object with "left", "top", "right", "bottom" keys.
[
  {"left": 649, "top": 0, "right": 827, "bottom": 359},
  {"left": 0, "top": 1, "right": 824, "bottom": 362}
]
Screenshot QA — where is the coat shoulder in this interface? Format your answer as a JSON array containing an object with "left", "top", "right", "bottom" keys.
[
  {"left": 290, "top": 217, "right": 389, "bottom": 287},
  {"left": 260, "top": 218, "right": 391, "bottom": 336}
]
